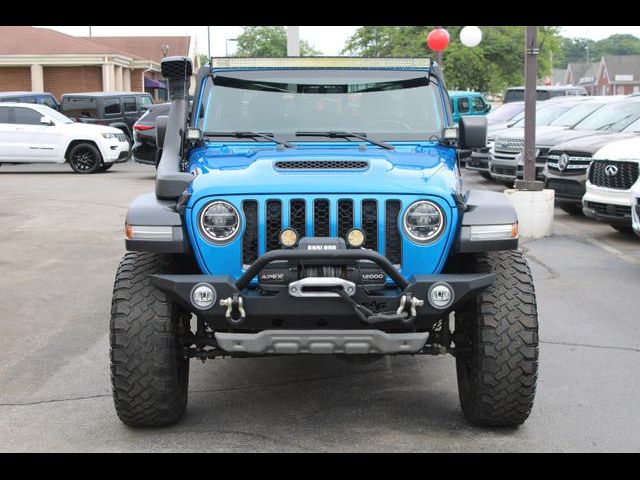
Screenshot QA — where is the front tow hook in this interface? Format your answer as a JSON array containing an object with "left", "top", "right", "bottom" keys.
[{"left": 219, "top": 294, "right": 246, "bottom": 326}]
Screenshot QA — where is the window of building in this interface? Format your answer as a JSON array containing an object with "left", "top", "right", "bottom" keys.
[
  {"left": 14, "top": 107, "right": 43, "bottom": 125},
  {"left": 104, "top": 98, "right": 121, "bottom": 115}
]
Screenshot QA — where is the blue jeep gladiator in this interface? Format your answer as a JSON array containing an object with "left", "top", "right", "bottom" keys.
[{"left": 110, "top": 57, "right": 539, "bottom": 428}]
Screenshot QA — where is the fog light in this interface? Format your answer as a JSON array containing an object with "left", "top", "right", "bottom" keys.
[
  {"left": 346, "top": 228, "right": 366, "bottom": 248},
  {"left": 190, "top": 283, "right": 217, "bottom": 310},
  {"left": 428, "top": 282, "right": 454, "bottom": 309},
  {"left": 279, "top": 228, "right": 299, "bottom": 248}
]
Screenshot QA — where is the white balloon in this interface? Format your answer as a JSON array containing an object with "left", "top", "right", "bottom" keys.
[{"left": 460, "top": 26, "right": 482, "bottom": 48}]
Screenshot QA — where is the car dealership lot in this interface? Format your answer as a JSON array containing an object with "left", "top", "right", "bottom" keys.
[{"left": 0, "top": 162, "right": 639, "bottom": 452}]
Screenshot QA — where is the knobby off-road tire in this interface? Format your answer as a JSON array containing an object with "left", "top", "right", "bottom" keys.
[
  {"left": 455, "top": 250, "right": 539, "bottom": 427},
  {"left": 110, "top": 252, "right": 190, "bottom": 427}
]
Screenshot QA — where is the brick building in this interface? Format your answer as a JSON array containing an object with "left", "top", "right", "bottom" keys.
[
  {"left": 0, "top": 26, "right": 195, "bottom": 102},
  {"left": 563, "top": 56, "right": 640, "bottom": 96}
]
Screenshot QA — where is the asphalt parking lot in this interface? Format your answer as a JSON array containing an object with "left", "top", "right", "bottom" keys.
[{"left": 0, "top": 161, "right": 639, "bottom": 452}]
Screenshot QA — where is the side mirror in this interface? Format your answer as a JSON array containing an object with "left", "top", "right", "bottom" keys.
[
  {"left": 40, "top": 116, "right": 54, "bottom": 126},
  {"left": 459, "top": 116, "right": 487, "bottom": 150},
  {"left": 485, "top": 104, "right": 492, "bottom": 113}
]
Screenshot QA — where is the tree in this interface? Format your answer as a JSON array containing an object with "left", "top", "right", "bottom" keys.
[
  {"left": 342, "top": 26, "right": 563, "bottom": 95},
  {"left": 235, "top": 26, "right": 321, "bottom": 57}
]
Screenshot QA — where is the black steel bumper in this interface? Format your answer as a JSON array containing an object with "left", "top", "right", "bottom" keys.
[{"left": 152, "top": 249, "right": 494, "bottom": 332}]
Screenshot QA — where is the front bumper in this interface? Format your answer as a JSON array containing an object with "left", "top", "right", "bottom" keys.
[
  {"left": 104, "top": 140, "right": 132, "bottom": 164},
  {"left": 466, "top": 150, "right": 490, "bottom": 172},
  {"left": 583, "top": 186, "right": 633, "bottom": 226},
  {"left": 151, "top": 248, "right": 495, "bottom": 354}
]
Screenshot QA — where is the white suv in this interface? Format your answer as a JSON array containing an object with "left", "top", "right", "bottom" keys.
[
  {"left": 0, "top": 103, "right": 130, "bottom": 173},
  {"left": 583, "top": 137, "right": 640, "bottom": 233}
]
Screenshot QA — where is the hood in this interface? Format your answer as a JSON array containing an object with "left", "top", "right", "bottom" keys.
[
  {"left": 549, "top": 132, "right": 639, "bottom": 156},
  {"left": 186, "top": 142, "right": 459, "bottom": 206},
  {"left": 593, "top": 137, "right": 640, "bottom": 161},
  {"left": 65, "top": 122, "right": 121, "bottom": 135},
  {"left": 495, "top": 126, "right": 608, "bottom": 148}
]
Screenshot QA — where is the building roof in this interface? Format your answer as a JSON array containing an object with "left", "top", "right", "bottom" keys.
[
  {"left": 0, "top": 26, "right": 142, "bottom": 58},
  {"left": 61, "top": 91, "right": 153, "bottom": 97},
  {"left": 82, "top": 36, "right": 190, "bottom": 64},
  {"left": 567, "top": 62, "right": 599, "bottom": 85},
  {"left": 602, "top": 55, "right": 640, "bottom": 83}
]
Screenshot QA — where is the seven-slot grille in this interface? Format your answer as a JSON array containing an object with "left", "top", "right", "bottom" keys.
[
  {"left": 589, "top": 160, "right": 639, "bottom": 190},
  {"left": 241, "top": 198, "right": 403, "bottom": 266}
]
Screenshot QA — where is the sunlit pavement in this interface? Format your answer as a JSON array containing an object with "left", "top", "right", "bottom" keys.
[{"left": 0, "top": 162, "right": 638, "bottom": 452}]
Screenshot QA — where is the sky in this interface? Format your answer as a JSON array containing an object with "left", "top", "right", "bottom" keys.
[{"left": 37, "top": 26, "right": 640, "bottom": 57}]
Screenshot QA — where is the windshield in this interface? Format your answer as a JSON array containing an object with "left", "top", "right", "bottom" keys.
[
  {"left": 511, "top": 103, "right": 581, "bottom": 128},
  {"left": 42, "top": 106, "right": 74, "bottom": 124},
  {"left": 622, "top": 117, "right": 640, "bottom": 133},
  {"left": 487, "top": 102, "right": 524, "bottom": 122},
  {"left": 548, "top": 102, "right": 605, "bottom": 127},
  {"left": 573, "top": 101, "right": 640, "bottom": 131},
  {"left": 197, "top": 70, "right": 445, "bottom": 142}
]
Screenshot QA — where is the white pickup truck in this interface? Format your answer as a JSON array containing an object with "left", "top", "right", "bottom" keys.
[{"left": 0, "top": 103, "right": 130, "bottom": 173}]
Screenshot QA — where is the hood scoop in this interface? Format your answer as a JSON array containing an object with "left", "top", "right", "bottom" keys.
[{"left": 274, "top": 160, "right": 369, "bottom": 171}]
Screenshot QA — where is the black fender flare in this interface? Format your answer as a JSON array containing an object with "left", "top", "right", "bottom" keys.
[
  {"left": 125, "top": 193, "right": 190, "bottom": 254},
  {"left": 455, "top": 190, "right": 519, "bottom": 253}
]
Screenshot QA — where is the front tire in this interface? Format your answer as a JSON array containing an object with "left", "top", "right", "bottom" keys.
[
  {"left": 560, "top": 204, "right": 582, "bottom": 216},
  {"left": 612, "top": 225, "right": 633, "bottom": 234},
  {"left": 455, "top": 250, "right": 539, "bottom": 427},
  {"left": 110, "top": 252, "right": 190, "bottom": 427},
  {"left": 100, "top": 163, "right": 114, "bottom": 172},
  {"left": 68, "top": 143, "right": 103, "bottom": 174},
  {"left": 479, "top": 171, "right": 493, "bottom": 181}
]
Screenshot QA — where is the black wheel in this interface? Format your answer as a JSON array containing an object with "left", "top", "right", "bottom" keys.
[
  {"left": 611, "top": 225, "right": 633, "bottom": 234},
  {"left": 110, "top": 252, "right": 190, "bottom": 427},
  {"left": 100, "top": 163, "right": 114, "bottom": 172},
  {"left": 559, "top": 204, "right": 583, "bottom": 216},
  {"left": 479, "top": 171, "right": 493, "bottom": 181},
  {"left": 68, "top": 143, "right": 102, "bottom": 174},
  {"left": 454, "top": 250, "right": 539, "bottom": 427}
]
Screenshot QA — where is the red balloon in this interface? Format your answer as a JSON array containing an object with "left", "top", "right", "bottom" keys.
[{"left": 427, "top": 28, "right": 450, "bottom": 52}]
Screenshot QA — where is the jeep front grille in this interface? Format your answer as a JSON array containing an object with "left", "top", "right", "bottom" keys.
[
  {"left": 589, "top": 160, "right": 639, "bottom": 190},
  {"left": 240, "top": 197, "right": 403, "bottom": 267},
  {"left": 274, "top": 160, "right": 369, "bottom": 170}
]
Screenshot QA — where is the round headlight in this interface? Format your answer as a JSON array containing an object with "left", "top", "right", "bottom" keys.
[
  {"left": 199, "top": 201, "right": 240, "bottom": 244},
  {"left": 403, "top": 201, "right": 445, "bottom": 244}
]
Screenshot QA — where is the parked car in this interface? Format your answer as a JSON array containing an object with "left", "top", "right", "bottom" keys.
[
  {"left": 132, "top": 102, "right": 170, "bottom": 166},
  {"left": 469, "top": 97, "right": 597, "bottom": 180},
  {"left": 514, "top": 97, "right": 640, "bottom": 181},
  {"left": 544, "top": 117, "right": 640, "bottom": 215},
  {"left": 490, "top": 96, "right": 626, "bottom": 184},
  {"left": 60, "top": 92, "right": 154, "bottom": 142},
  {"left": 0, "top": 91, "right": 60, "bottom": 111},
  {"left": 0, "top": 103, "right": 130, "bottom": 173},
  {"left": 503, "top": 85, "right": 588, "bottom": 103},
  {"left": 583, "top": 137, "right": 640, "bottom": 233},
  {"left": 632, "top": 180, "right": 640, "bottom": 237},
  {"left": 111, "top": 56, "right": 539, "bottom": 428},
  {"left": 448, "top": 91, "right": 491, "bottom": 124}
]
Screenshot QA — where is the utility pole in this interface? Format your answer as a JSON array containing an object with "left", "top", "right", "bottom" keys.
[
  {"left": 207, "top": 26, "right": 211, "bottom": 62},
  {"left": 287, "top": 26, "right": 300, "bottom": 57},
  {"left": 89, "top": 26, "right": 92, "bottom": 37},
  {"left": 516, "top": 26, "right": 543, "bottom": 190}
]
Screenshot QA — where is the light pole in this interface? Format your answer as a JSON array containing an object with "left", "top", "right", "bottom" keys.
[
  {"left": 226, "top": 38, "right": 238, "bottom": 57},
  {"left": 516, "top": 25, "right": 543, "bottom": 190},
  {"left": 287, "top": 26, "right": 300, "bottom": 57}
]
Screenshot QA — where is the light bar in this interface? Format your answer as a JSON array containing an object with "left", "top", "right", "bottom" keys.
[
  {"left": 469, "top": 224, "right": 519, "bottom": 241},
  {"left": 126, "top": 224, "right": 174, "bottom": 241},
  {"left": 210, "top": 57, "right": 431, "bottom": 69}
]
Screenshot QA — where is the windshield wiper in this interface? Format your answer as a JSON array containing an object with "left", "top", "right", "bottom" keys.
[
  {"left": 295, "top": 131, "right": 395, "bottom": 150},
  {"left": 595, "top": 114, "right": 635, "bottom": 131},
  {"left": 203, "top": 131, "right": 295, "bottom": 149}
]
